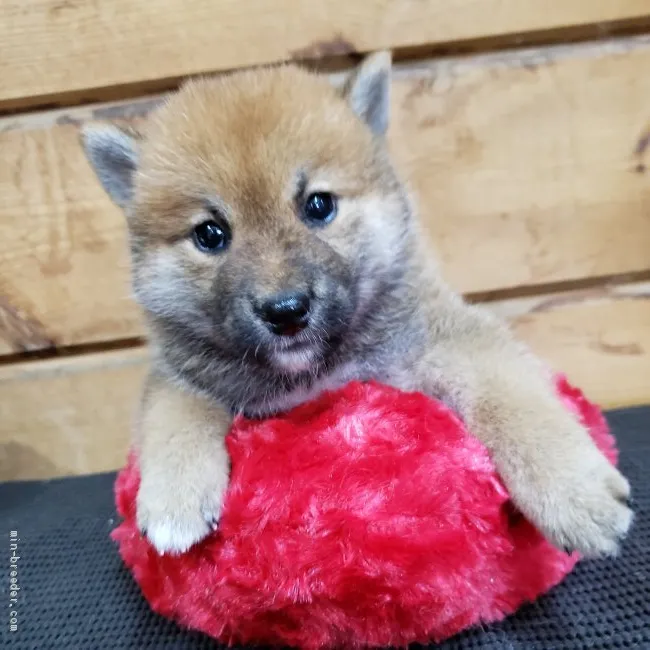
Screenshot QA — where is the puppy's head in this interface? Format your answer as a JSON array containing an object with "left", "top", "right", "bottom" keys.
[{"left": 82, "top": 52, "right": 412, "bottom": 375}]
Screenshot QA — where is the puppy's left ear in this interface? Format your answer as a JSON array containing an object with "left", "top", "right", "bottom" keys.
[{"left": 342, "top": 50, "right": 392, "bottom": 137}]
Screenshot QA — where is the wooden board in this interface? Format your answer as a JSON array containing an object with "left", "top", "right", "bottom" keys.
[
  {"left": 3, "top": 36, "right": 650, "bottom": 355},
  {"left": 0, "top": 117, "right": 140, "bottom": 354},
  {"left": 2, "top": 281, "right": 649, "bottom": 481},
  {"left": 1, "top": 0, "right": 649, "bottom": 110},
  {"left": 489, "top": 281, "right": 650, "bottom": 409},
  {"left": 0, "top": 347, "right": 147, "bottom": 481},
  {"left": 393, "top": 37, "right": 650, "bottom": 292}
]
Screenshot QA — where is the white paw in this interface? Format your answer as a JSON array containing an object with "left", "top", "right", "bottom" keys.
[
  {"left": 141, "top": 509, "right": 217, "bottom": 555},
  {"left": 543, "top": 454, "right": 633, "bottom": 557},
  {"left": 516, "top": 444, "right": 633, "bottom": 557},
  {"left": 136, "top": 464, "right": 228, "bottom": 555}
]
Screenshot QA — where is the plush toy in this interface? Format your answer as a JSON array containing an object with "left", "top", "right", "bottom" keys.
[{"left": 112, "top": 376, "right": 617, "bottom": 649}]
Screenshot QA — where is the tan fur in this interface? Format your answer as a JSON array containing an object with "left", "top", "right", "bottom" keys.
[
  {"left": 134, "top": 372, "right": 232, "bottom": 554},
  {"left": 83, "top": 54, "right": 633, "bottom": 557}
]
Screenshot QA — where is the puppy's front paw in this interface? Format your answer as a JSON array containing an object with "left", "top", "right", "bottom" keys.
[
  {"left": 548, "top": 453, "right": 632, "bottom": 557},
  {"left": 513, "top": 440, "right": 633, "bottom": 557},
  {"left": 136, "top": 455, "right": 229, "bottom": 555}
]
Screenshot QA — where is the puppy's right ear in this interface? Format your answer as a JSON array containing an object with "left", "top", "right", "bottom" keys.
[{"left": 81, "top": 124, "right": 139, "bottom": 210}]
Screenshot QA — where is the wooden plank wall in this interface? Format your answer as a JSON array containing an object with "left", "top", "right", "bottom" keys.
[{"left": 1, "top": 2, "right": 649, "bottom": 481}]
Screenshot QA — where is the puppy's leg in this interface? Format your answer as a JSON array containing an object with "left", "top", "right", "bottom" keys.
[
  {"left": 134, "top": 371, "right": 231, "bottom": 555},
  {"left": 406, "top": 300, "right": 633, "bottom": 557}
]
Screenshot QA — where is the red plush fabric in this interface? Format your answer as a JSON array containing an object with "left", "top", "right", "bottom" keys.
[{"left": 112, "top": 377, "right": 617, "bottom": 649}]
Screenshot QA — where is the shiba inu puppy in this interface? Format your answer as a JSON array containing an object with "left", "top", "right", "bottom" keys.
[{"left": 82, "top": 52, "right": 633, "bottom": 557}]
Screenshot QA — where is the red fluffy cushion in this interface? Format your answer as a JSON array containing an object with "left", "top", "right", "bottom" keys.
[{"left": 112, "top": 377, "right": 617, "bottom": 649}]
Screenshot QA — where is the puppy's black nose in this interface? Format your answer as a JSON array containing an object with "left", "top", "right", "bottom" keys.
[{"left": 258, "top": 292, "right": 311, "bottom": 336}]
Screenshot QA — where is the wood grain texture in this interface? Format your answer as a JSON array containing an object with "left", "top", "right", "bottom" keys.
[
  {"left": 3, "top": 37, "right": 650, "bottom": 355},
  {"left": 490, "top": 281, "right": 650, "bottom": 409},
  {"left": 0, "top": 348, "right": 147, "bottom": 481},
  {"left": 0, "top": 115, "right": 139, "bottom": 355},
  {"left": 394, "top": 37, "right": 650, "bottom": 293},
  {"left": 1, "top": 0, "right": 649, "bottom": 109},
  {"left": 2, "top": 282, "right": 649, "bottom": 481}
]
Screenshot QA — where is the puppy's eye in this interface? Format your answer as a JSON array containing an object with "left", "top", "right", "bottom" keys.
[
  {"left": 302, "top": 192, "right": 337, "bottom": 225},
  {"left": 192, "top": 220, "right": 230, "bottom": 253}
]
